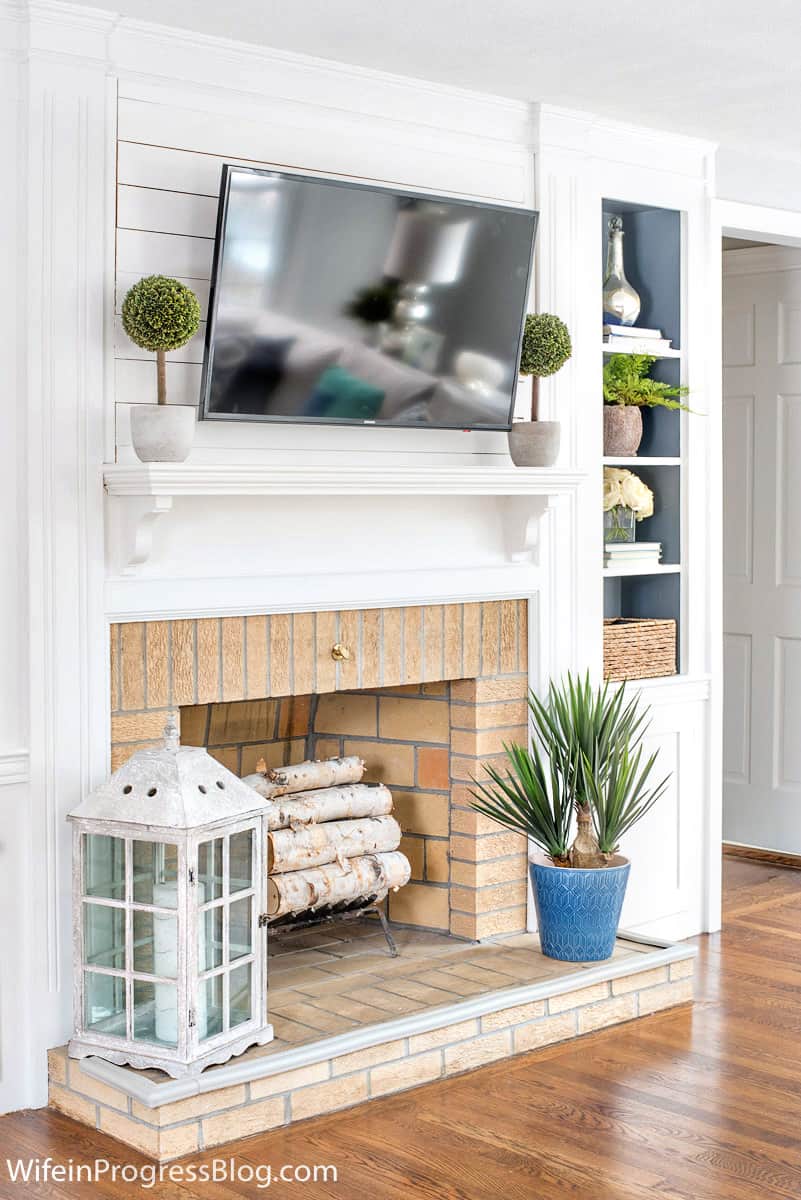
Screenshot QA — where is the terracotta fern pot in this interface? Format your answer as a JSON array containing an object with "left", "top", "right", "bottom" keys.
[{"left": 603, "top": 406, "right": 642, "bottom": 457}]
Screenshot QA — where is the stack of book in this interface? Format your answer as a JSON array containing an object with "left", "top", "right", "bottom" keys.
[
  {"left": 604, "top": 542, "right": 662, "bottom": 570},
  {"left": 603, "top": 325, "right": 678, "bottom": 356}
]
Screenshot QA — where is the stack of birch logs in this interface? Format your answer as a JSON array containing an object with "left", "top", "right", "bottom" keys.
[{"left": 242, "top": 755, "right": 410, "bottom": 921}]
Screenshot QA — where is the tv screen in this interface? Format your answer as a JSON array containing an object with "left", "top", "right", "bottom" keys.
[{"left": 199, "top": 165, "right": 538, "bottom": 430}]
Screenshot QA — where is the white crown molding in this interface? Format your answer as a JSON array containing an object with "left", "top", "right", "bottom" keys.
[
  {"left": 0, "top": 750, "right": 30, "bottom": 786},
  {"left": 722, "top": 244, "right": 801, "bottom": 276}
]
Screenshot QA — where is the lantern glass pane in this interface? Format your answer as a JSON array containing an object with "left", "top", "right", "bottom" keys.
[
  {"left": 198, "top": 838, "right": 224, "bottom": 901},
  {"left": 83, "top": 903, "right": 126, "bottom": 970},
  {"left": 198, "top": 905, "right": 224, "bottom": 971},
  {"left": 229, "top": 830, "right": 253, "bottom": 894},
  {"left": 133, "top": 979, "right": 178, "bottom": 1047},
  {"left": 84, "top": 971, "right": 126, "bottom": 1036},
  {"left": 199, "top": 973, "right": 223, "bottom": 1041},
  {"left": 83, "top": 834, "right": 125, "bottom": 900},
  {"left": 229, "top": 962, "right": 252, "bottom": 1029},
  {"left": 133, "top": 841, "right": 178, "bottom": 907},
  {"left": 133, "top": 910, "right": 178, "bottom": 978},
  {"left": 229, "top": 896, "right": 252, "bottom": 962}
]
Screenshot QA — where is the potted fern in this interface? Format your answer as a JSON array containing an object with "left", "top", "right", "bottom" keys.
[
  {"left": 603, "top": 353, "right": 690, "bottom": 456},
  {"left": 509, "top": 313, "right": 572, "bottom": 467},
  {"left": 122, "top": 275, "right": 201, "bottom": 462},
  {"left": 471, "top": 674, "right": 667, "bottom": 961}
]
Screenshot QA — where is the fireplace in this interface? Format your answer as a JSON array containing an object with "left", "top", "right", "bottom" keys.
[{"left": 109, "top": 600, "right": 530, "bottom": 941}]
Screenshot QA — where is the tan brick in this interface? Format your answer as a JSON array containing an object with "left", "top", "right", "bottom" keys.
[
  {"left": 196, "top": 618, "right": 221, "bottom": 703},
  {"left": 451, "top": 726, "right": 528, "bottom": 757},
  {"left": 208, "top": 698, "right": 275, "bottom": 745},
  {"left": 637, "top": 977, "right": 694, "bottom": 1016},
  {"left": 313, "top": 737, "right": 341, "bottom": 759},
  {"left": 425, "top": 840, "right": 450, "bottom": 883},
  {"left": 370, "top": 1051, "right": 442, "bottom": 1097},
  {"left": 360, "top": 608, "right": 382, "bottom": 690},
  {"left": 221, "top": 616, "right": 245, "bottom": 701},
  {"left": 451, "top": 752, "right": 509, "bottom": 783},
  {"left": 450, "top": 830, "right": 525, "bottom": 861},
  {"left": 381, "top": 607, "right": 403, "bottom": 686},
  {"left": 670, "top": 957, "right": 695, "bottom": 981},
  {"left": 120, "top": 622, "right": 145, "bottom": 710},
  {"left": 450, "top": 805, "right": 506, "bottom": 836},
  {"left": 450, "top": 700, "right": 527, "bottom": 731},
  {"left": 145, "top": 621, "right": 170, "bottom": 709},
  {"left": 316, "top": 692, "right": 377, "bottom": 737},
  {"left": 277, "top": 694, "right": 312, "bottom": 739},
  {"left": 472, "top": 906, "right": 528, "bottom": 938},
  {"left": 111, "top": 708, "right": 178, "bottom": 744},
  {"left": 402, "top": 606, "right": 423, "bottom": 684},
  {"left": 513, "top": 1011, "right": 577, "bottom": 1053},
  {"left": 379, "top": 696, "right": 449, "bottom": 744},
  {"left": 408, "top": 1019, "right": 479, "bottom": 1054},
  {"left": 202, "top": 1096, "right": 285, "bottom": 1148},
  {"left": 443, "top": 605, "right": 463, "bottom": 678},
  {"left": 290, "top": 1072, "right": 368, "bottom": 1121},
  {"left": 481, "top": 999, "right": 546, "bottom": 1032},
  {"left": 345, "top": 740, "right": 415, "bottom": 786},
  {"left": 47, "top": 1047, "right": 68, "bottom": 1086},
  {"left": 69, "top": 1060, "right": 129, "bottom": 1112},
  {"left": 450, "top": 855, "right": 527, "bottom": 889},
  {"left": 241, "top": 740, "right": 290, "bottom": 775},
  {"left": 422, "top": 681, "right": 449, "bottom": 696},
  {"left": 332, "top": 1039, "right": 406, "bottom": 1075},
  {"left": 292, "top": 612, "right": 315, "bottom": 693},
  {"left": 451, "top": 675, "right": 528, "bottom": 704},
  {"left": 450, "top": 911, "right": 478, "bottom": 939},
  {"left": 443, "top": 1030, "right": 511, "bottom": 1074},
  {"left": 337, "top": 610, "right": 361, "bottom": 690},
  {"left": 179, "top": 704, "right": 209, "bottom": 746},
  {"left": 98, "top": 1107, "right": 159, "bottom": 1157},
  {"left": 245, "top": 614, "right": 268, "bottom": 698},
  {"left": 450, "top": 879, "right": 528, "bottom": 914},
  {"left": 462, "top": 603, "right": 481, "bottom": 677},
  {"left": 207, "top": 745, "right": 239, "bottom": 773},
  {"left": 401, "top": 835, "right": 425, "bottom": 880},
  {"left": 578, "top": 993, "right": 638, "bottom": 1034},
  {"left": 500, "top": 599, "right": 519, "bottom": 673},
  {"left": 393, "top": 791, "right": 450, "bottom": 837},
  {"left": 480, "top": 601, "right": 501, "bottom": 675},
  {"left": 548, "top": 982, "right": 610, "bottom": 1014},
  {"left": 250, "top": 1062, "right": 329, "bottom": 1099},
  {"left": 159, "top": 1123, "right": 200, "bottom": 1160},
  {"left": 417, "top": 746, "right": 449, "bottom": 789},
  {"left": 314, "top": 609, "right": 337, "bottom": 694},
  {"left": 111, "top": 740, "right": 158, "bottom": 770},
  {"left": 110, "top": 625, "right": 120, "bottom": 711},
  {"left": 423, "top": 605, "right": 444, "bottom": 681},
  {"left": 170, "top": 619, "right": 195, "bottom": 706},
  {"left": 132, "top": 1084, "right": 246, "bottom": 1126},
  {"left": 269, "top": 613, "right": 291, "bottom": 696},
  {"left": 49, "top": 1083, "right": 96, "bottom": 1127},
  {"left": 388, "top": 883, "right": 449, "bottom": 930},
  {"left": 611, "top": 966, "right": 668, "bottom": 996}
]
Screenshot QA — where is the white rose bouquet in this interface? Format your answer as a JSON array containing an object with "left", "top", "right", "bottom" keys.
[{"left": 603, "top": 467, "right": 654, "bottom": 543}]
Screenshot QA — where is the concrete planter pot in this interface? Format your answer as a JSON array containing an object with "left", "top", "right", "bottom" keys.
[
  {"left": 131, "top": 404, "right": 196, "bottom": 463},
  {"left": 529, "top": 853, "right": 631, "bottom": 962},
  {"left": 603, "top": 405, "right": 642, "bottom": 456},
  {"left": 508, "top": 421, "right": 561, "bottom": 467}
]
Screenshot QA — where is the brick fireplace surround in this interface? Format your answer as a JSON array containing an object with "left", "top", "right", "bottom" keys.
[{"left": 48, "top": 599, "right": 696, "bottom": 1160}]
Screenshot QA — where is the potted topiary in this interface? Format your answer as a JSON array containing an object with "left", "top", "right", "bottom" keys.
[
  {"left": 470, "top": 673, "right": 667, "bottom": 961},
  {"left": 508, "top": 313, "right": 572, "bottom": 467},
  {"left": 603, "top": 353, "right": 690, "bottom": 456},
  {"left": 121, "top": 275, "right": 201, "bottom": 462}
]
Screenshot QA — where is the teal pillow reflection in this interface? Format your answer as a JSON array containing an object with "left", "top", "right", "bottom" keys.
[{"left": 306, "top": 365, "right": 384, "bottom": 420}]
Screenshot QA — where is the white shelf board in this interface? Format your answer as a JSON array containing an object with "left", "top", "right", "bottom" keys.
[
  {"left": 603, "top": 563, "right": 681, "bottom": 578},
  {"left": 103, "top": 462, "right": 585, "bottom": 498},
  {"left": 602, "top": 344, "right": 682, "bottom": 359},
  {"left": 603, "top": 456, "right": 681, "bottom": 467}
]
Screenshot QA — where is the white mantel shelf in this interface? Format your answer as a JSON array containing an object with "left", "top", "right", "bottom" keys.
[
  {"left": 103, "top": 463, "right": 585, "bottom": 573},
  {"left": 103, "top": 463, "right": 585, "bottom": 498}
]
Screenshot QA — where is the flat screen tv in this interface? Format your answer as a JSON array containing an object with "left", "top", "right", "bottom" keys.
[{"left": 199, "top": 165, "right": 538, "bottom": 431}]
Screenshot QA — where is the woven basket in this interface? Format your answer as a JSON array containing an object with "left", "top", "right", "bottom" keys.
[{"left": 603, "top": 618, "right": 676, "bottom": 680}]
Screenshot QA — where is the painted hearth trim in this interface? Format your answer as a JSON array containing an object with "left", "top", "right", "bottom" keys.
[{"left": 76, "top": 935, "right": 696, "bottom": 1109}]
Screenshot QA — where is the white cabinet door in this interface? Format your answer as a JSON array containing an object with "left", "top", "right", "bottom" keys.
[{"left": 723, "top": 249, "right": 801, "bottom": 853}]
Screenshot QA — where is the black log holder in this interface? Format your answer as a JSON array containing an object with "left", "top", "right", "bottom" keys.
[{"left": 268, "top": 892, "right": 399, "bottom": 957}]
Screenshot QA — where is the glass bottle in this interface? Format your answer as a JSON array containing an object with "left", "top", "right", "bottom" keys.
[{"left": 603, "top": 216, "right": 640, "bottom": 327}]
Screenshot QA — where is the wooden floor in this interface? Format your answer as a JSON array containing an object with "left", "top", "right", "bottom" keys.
[{"left": 3, "top": 856, "right": 801, "bottom": 1198}]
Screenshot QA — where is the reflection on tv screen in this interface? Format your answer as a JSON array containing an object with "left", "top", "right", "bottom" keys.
[{"left": 200, "top": 167, "right": 538, "bottom": 430}]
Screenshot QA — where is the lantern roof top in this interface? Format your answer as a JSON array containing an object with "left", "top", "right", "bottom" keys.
[{"left": 68, "top": 724, "right": 264, "bottom": 830}]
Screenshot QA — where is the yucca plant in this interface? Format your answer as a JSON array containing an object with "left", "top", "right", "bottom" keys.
[
  {"left": 470, "top": 741, "right": 573, "bottom": 866},
  {"left": 471, "top": 673, "right": 661, "bottom": 869}
]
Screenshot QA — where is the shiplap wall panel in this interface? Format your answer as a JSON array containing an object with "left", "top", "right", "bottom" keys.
[
  {"left": 117, "top": 228, "right": 213, "bottom": 280},
  {"left": 116, "top": 360, "right": 202, "bottom": 409},
  {"left": 117, "top": 185, "right": 219, "bottom": 239}
]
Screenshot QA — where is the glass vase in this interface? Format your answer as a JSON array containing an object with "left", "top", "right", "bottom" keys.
[
  {"left": 602, "top": 216, "right": 641, "bottom": 327},
  {"left": 604, "top": 505, "right": 636, "bottom": 543}
]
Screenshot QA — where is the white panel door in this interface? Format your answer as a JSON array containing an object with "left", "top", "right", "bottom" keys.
[{"left": 723, "top": 249, "right": 801, "bottom": 852}]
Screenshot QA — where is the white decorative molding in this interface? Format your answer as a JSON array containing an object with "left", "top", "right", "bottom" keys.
[
  {"left": 0, "top": 750, "right": 30, "bottom": 786},
  {"left": 117, "top": 494, "right": 174, "bottom": 575}
]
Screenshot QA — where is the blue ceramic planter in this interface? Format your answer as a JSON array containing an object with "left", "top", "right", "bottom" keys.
[{"left": 529, "top": 855, "right": 631, "bottom": 962}]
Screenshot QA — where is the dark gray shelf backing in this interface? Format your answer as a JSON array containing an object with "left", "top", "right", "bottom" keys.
[
  {"left": 628, "top": 465, "right": 680, "bottom": 563},
  {"left": 601, "top": 202, "right": 681, "bottom": 346},
  {"left": 603, "top": 572, "right": 681, "bottom": 671}
]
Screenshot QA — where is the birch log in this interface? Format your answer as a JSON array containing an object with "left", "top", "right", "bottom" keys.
[
  {"left": 268, "top": 851, "right": 411, "bottom": 918},
  {"left": 268, "top": 815, "right": 401, "bottom": 873},
  {"left": 264, "top": 783, "right": 393, "bottom": 831},
  {"left": 242, "top": 755, "right": 365, "bottom": 800}
]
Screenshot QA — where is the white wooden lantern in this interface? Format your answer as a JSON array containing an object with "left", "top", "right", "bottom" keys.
[{"left": 67, "top": 724, "right": 273, "bottom": 1077}]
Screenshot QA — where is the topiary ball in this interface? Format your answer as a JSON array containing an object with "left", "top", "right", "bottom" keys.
[
  {"left": 519, "top": 313, "right": 572, "bottom": 378},
  {"left": 121, "top": 275, "right": 201, "bottom": 353}
]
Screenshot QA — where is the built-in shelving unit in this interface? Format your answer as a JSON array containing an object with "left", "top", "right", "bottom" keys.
[
  {"left": 602, "top": 198, "right": 684, "bottom": 676},
  {"left": 602, "top": 345, "right": 681, "bottom": 360}
]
